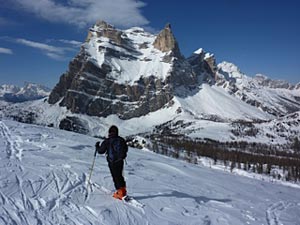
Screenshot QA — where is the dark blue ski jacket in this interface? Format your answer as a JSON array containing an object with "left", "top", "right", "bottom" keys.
[{"left": 96, "top": 135, "right": 128, "bottom": 163}]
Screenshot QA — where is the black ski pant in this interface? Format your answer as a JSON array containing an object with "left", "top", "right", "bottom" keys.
[{"left": 108, "top": 160, "right": 126, "bottom": 190}]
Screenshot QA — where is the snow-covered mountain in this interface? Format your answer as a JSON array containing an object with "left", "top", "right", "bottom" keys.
[
  {"left": 1, "top": 119, "right": 299, "bottom": 225},
  {"left": 216, "top": 62, "right": 300, "bottom": 116},
  {"left": 0, "top": 82, "right": 50, "bottom": 102},
  {"left": 48, "top": 21, "right": 207, "bottom": 119},
  {"left": 0, "top": 84, "right": 20, "bottom": 96},
  {"left": 1, "top": 21, "right": 300, "bottom": 151}
]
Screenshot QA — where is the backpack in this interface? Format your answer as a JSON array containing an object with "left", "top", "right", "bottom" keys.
[{"left": 107, "top": 137, "right": 127, "bottom": 162}]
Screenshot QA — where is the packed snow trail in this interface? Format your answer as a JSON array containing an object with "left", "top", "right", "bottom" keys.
[{"left": 0, "top": 120, "right": 300, "bottom": 225}]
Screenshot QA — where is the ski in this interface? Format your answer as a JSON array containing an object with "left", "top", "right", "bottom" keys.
[{"left": 123, "top": 196, "right": 145, "bottom": 209}]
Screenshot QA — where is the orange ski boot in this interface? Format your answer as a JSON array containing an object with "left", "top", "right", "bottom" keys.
[{"left": 113, "top": 187, "right": 127, "bottom": 200}]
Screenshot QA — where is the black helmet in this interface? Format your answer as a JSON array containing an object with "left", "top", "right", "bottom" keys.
[{"left": 108, "top": 125, "right": 118, "bottom": 136}]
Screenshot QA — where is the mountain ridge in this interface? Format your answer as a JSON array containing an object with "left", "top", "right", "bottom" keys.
[
  {"left": 0, "top": 82, "right": 50, "bottom": 102},
  {"left": 0, "top": 21, "right": 299, "bottom": 151}
]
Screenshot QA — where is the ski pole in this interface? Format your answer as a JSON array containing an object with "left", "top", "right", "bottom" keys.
[{"left": 85, "top": 148, "right": 97, "bottom": 199}]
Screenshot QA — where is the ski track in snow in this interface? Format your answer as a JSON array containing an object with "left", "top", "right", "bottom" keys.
[
  {"left": 0, "top": 120, "right": 300, "bottom": 225},
  {"left": 0, "top": 120, "right": 150, "bottom": 225},
  {"left": 266, "top": 201, "right": 295, "bottom": 225},
  {"left": 0, "top": 121, "right": 23, "bottom": 161}
]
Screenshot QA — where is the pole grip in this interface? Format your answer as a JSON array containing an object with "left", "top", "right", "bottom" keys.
[{"left": 94, "top": 145, "right": 98, "bottom": 157}]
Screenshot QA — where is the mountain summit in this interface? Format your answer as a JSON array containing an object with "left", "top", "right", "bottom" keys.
[
  {"left": 48, "top": 21, "right": 203, "bottom": 119},
  {"left": 153, "top": 23, "right": 182, "bottom": 58}
]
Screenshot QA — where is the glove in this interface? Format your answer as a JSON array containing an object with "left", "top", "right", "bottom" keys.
[{"left": 94, "top": 141, "right": 100, "bottom": 156}]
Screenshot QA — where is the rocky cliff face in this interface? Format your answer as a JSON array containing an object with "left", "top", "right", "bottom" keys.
[
  {"left": 49, "top": 21, "right": 203, "bottom": 119},
  {"left": 187, "top": 48, "right": 217, "bottom": 84},
  {"left": 153, "top": 23, "right": 181, "bottom": 60}
]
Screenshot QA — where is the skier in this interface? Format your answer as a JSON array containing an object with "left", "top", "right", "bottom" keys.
[{"left": 95, "top": 125, "right": 128, "bottom": 200}]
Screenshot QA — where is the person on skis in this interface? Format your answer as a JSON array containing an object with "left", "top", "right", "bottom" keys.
[{"left": 95, "top": 125, "right": 128, "bottom": 200}]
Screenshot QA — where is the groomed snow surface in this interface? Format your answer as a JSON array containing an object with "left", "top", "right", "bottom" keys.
[{"left": 1, "top": 120, "right": 300, "bottom": 225}]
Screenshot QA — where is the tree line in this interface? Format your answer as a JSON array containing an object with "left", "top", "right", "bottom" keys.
[{"left": 148, "top": 135, "right": 300, "bottom": 182}]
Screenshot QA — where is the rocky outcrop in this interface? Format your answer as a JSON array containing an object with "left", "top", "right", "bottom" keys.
[
  {"left": 187, "top": 48, "right": 217, "bottom": 83},
  {"left": 95, "top": 21, "right": 123, "bottom": 45},
  {"left": 86, "top": 21, "right": 123, "bottom": 44},
  {"left": 48, "top": 51, "right": 89, "bottom": 104},
  {"left": 204, "top": 53, "right": 217, "bottom": 77},
  {"left": 59, "top": 116, "right": 89, "bottom": 134},
  {"left": 60, "top": 73, "right": 173, "bottom": 119},
  {"left": 153, "top": 23, "right": 182, "bottom": 59}
]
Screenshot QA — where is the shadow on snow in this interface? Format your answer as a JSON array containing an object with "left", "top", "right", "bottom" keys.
[{"left": 134, "top": 190, "right": 231, "bottom": 205}]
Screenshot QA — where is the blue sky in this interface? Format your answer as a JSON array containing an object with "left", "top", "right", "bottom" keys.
[{"left": 0, "top": 0, "right": 299, "bottom": 88}]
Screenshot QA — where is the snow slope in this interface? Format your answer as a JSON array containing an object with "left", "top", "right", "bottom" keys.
[
  {"left": 1, "top": 119, "right": 300, "bottom": 225},
  {"left": 176, "top": 84, "right": 271, "bottom": 121}
]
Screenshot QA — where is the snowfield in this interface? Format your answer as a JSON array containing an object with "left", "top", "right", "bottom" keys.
[
  {"left": 1, "top": 120, "right": 300, "bottom": 225},
  {"left": 176, "top": 84, "right": 272, "bottom": 121}
]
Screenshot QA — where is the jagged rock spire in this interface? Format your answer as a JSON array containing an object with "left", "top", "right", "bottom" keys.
[{"left": 153, "top": 23, "right": 181, "bottom": 58}]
